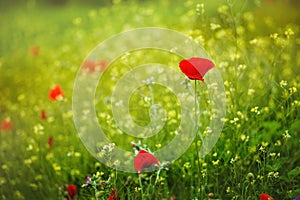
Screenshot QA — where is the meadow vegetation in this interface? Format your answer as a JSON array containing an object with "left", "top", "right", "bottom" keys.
[{"left": 0, "top": 0, "right": 299, "bottom": 199}]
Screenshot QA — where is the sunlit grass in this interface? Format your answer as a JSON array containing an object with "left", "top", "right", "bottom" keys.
[{"left": 0, "top": 0, "right": 299, "bottom": 199}]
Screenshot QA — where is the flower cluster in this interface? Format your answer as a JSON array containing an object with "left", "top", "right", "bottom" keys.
[{"left": 82, "top": 171, "right": 117, "bottom": 199}]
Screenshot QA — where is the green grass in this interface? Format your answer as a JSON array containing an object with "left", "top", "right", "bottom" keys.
[{"left": 0, "top": 0, "right": 300, "bottom": 199}]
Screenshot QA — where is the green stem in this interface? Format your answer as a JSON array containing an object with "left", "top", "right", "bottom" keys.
[
  {"left": 139, "top": 174, "right": 145, "bottom": 200},
  {"left": 93, "top": 185, "right": 98, "bottom": 200},
  {"left": 194, "top": 80, "right": 201, "bottom": 195},
  {"left": 114, "top": 167, "right": 117, "bottom": 188},
  {"left": 154, "top": 168, "right": 161, "bottom": 186}
]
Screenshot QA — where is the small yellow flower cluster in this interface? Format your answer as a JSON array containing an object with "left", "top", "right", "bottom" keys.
[
  {"left": 284, "top": 28, "right": 295, "bottom": 39},
  {"left": 251, "top": 106, "right": 261, "bottom": 115},
  {"left": 230, "top": 155, "right": 240, "bottom": 164},
  {"left": 218, "top": 5, "right": 228, "bottom": 14},
  {"left": 267, "top": 171, "right": 279, "bottom": 179},
  {"left": 196, "top": 3, "right": 205, "bottom": 16},
  {"left": 283, "top": 130, "right": 291, "bottom": 139}
]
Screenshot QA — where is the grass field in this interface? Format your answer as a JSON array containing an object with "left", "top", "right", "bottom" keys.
[{"left": 0, "top": 0, "right": 300, "bottom": 199}]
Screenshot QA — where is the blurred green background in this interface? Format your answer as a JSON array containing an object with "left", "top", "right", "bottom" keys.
[{"left": 0, "top": 0, "right": 299, "bottom": 199}]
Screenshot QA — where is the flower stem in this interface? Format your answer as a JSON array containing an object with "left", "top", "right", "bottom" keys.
[
  {"left": 93, "top": 185, "right": 98, "bottom": 200},
  {"left": 154, "top": 168, "right": 161, "bottom": 186},
  {"left": 114, "top": 167, "right": 117, "bottom": 188},
  {"left": 138, "top": 174, "right": 145, "bottom": 200},
  {"left": 194, "top": 80, "right": 201, "bottom": 195}
]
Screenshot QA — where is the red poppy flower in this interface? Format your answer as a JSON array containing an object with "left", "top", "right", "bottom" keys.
[
  {"left": 108, "top": 188, "right": 118, "bottom": 200},
  {"left": 179, "top": 57, "right": 215, "bottom": 82},
  {"left": 66, "top": 184, "right": 77, "bottom": 200},
  {"left": 134, "top": 150, "right": 159, "bottom": 172},
  {"left": 48, "top": 85, "right": 64, "bottom": 101},
  {"left": 41, "top": 110, "right": 47, "bottom": 120},
  {"left": 29, "top": 45, "right": 40, "bottom": 57},
  {"left": 260, "top": 193, "right": 274, "bottom": 200},
  {"left": 1, "top": 119, "right": 13, "bottom": 132},
  {"left": 47, "top": 136, "right": 53, "bottom": 148},
  {"left": 82, "top": 60, "right": 107, "bottom": 73}
]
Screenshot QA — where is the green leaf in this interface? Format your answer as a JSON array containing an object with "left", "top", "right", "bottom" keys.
[{"left": 288, "top": 166, "right": 300, "bottom": 178}]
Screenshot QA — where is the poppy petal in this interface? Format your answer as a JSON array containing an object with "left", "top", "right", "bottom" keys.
[
  {"left": 179, "top": 57, "right": 214, "bottom": 82},
  {"left": 41, "top": 110, "right": 47, "bottom": 120},
  {"left": 260, "top": 193, "right": 274, "bottom": 200},
  {"left": 48, "top": 85, "right": 64, "bottom": 101},
  {"left": 108, "top": 189, "right": 118, "bottom": 200},
  {"left": 47, "top": 136, "right": 53, "bottom": 148},
  {"left": 66, "top": 184, "right": 77, "bottom": 199},
  {"left": 82, "top": 60, "right": 108, "bottom": 74},
  {"left": 179, "top": 59, "right": 204, "bottom": 81},
  {"left": 1, "top": 119, "right": 13, "bottom": 132},
  {"left": 134, "top": 150, "right": 159, "bottom": 172}
]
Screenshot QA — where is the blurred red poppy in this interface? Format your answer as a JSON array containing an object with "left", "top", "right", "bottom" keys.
[
  {"left": 82, "top": 60, "right": 107, "bottom": 73},
  {"left": 134, "top": 150, "right": 159, "bottom": 173},
  {"left": 41, "top": 110, "right": 47, "bottom": 120},
  {"left": 48, "top": 85, "right": 64, "bottom": 101},
  {"left": 48, "top": 136, "right": 53, "bottom": 148},
  {"left": 1, "top": 119, "right": 13, "bottom": 132},
  {"left": 29, "top": 45, "right": 40, "bottom": 57},
  {"left": 108, "top": 188, "right": 118, "bottom": 200},
  {"left": 179, "top": 57, "right": 214, "bottom": 82},
  {"left": 260, "top": 193, "right": 274, "bottom": 200},
  {"left": 66, "top": 184, "right": 77, "bottom": 200}
]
